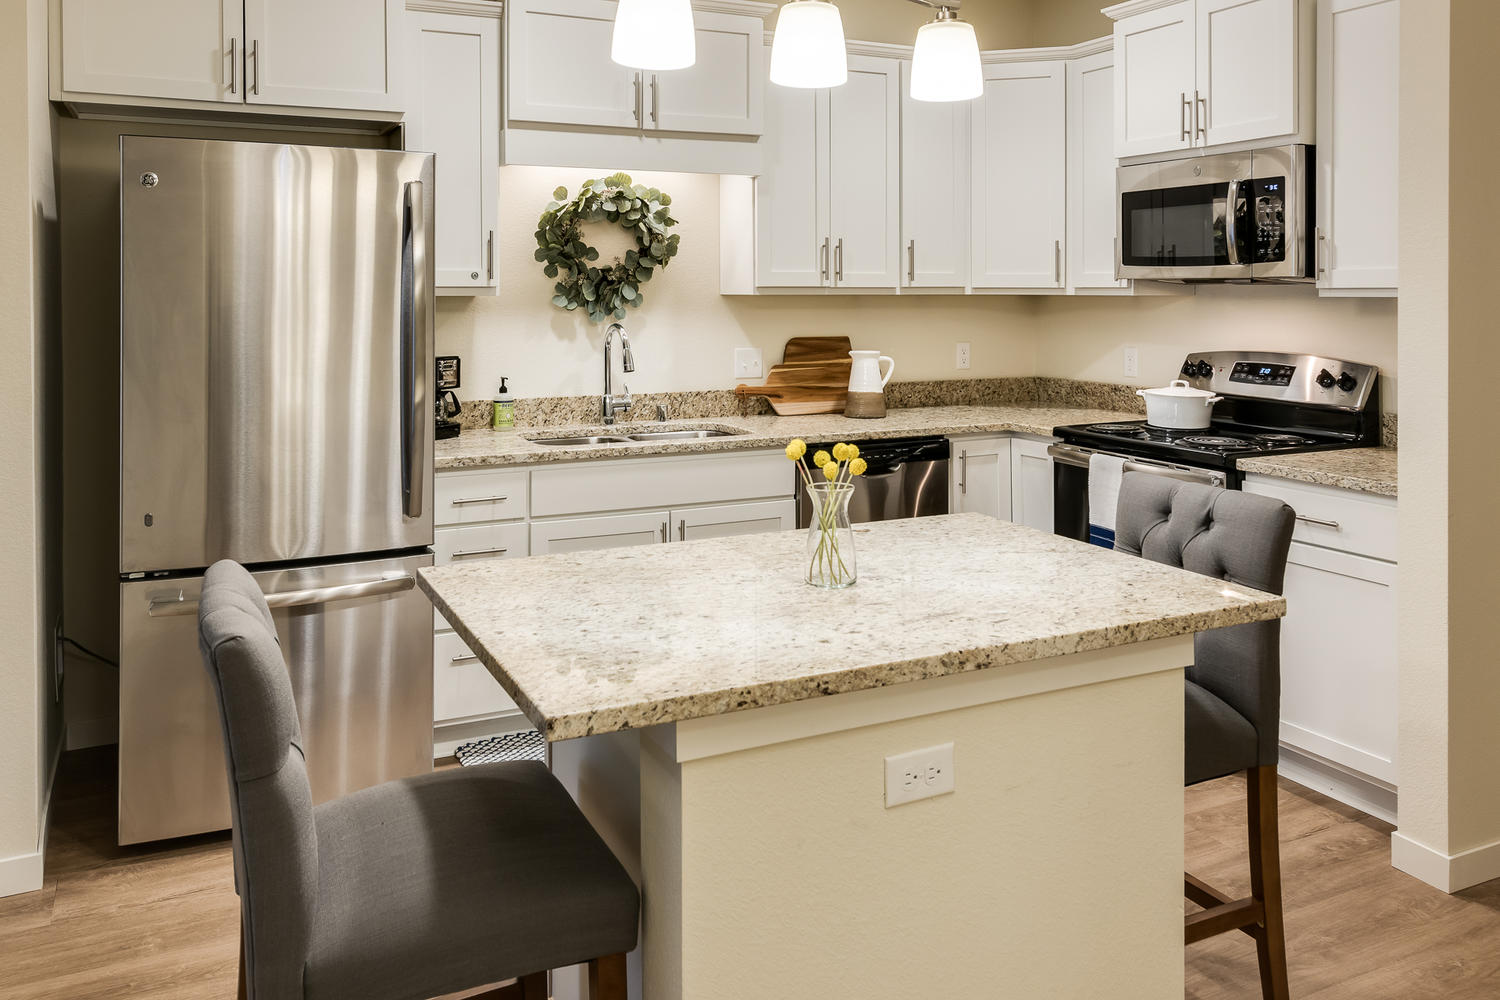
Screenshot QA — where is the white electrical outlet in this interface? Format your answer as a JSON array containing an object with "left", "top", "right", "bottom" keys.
[
  {"left": 733, "top": 347, "right": 763, "bottom": 380},
  {"left": 1123, "top": 346, "right": 1140, "bottom": 378},
  {"left": 955, "top": 342, "right": 971, "bottom": 370},
  {"left": 884, "top": 742, "right": 955, "bottom": 808}
]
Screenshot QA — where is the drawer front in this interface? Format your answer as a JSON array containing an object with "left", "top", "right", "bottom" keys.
[
  {"left": 531, "top": 450, "right": 790, "bottom": 517},
  {"left": 1242, "top": 475, "right": 1397, "bottom": 561},
  {"left": 433, "top": 631, "right": 520, "bottom": 725},
  {"left": 433, "top": 522, "right": 528, "bottom": 629},
  {"left": 435, "top": 468, "right": 529, "bottom": 525}
]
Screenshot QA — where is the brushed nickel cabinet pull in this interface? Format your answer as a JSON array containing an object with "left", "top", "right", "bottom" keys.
[
  {"left": 1181, "top": 92, "right": 1190, "bottom": 141},
  {"left": 660, "top": 520, "right": 669, "bottom": 542},
  {"left": 959, "top": 450, "right": 968, "bottom": 495},
  {"left": 451, "top": 495, "right": 508, "bottom": 506},
  {"left": 249, "top": 39, "right": 259, "bottom": 96},
  {"left": 228, "top": 37, "right": 237, "bottom": 94},
  {"left": 1054, "top": 240, "right": 1061, "bottom": 284},
  {"left": 650, "top": 74, "right": 659, "bottom": 125},
  {"left": 678, "top": 519, "right": 686, "bottom": 541},
  {"left": 453, "top": 546, "right": 508, "bottom": 557},
  {"left": 486, "top": 230, "right": 494, "bottom": 280},
  {"left": 835, "top": 238, "right": 844, "bottom": 282},
  {"left": 908, "top": 240, "right": 916, "bottom": 283},
  {"left": 633, "top": 73, "right": 643, "bottom": 125},
  {"left": 1195, "top": 91, "right": 1207, "bottom": 142},
  {"left": 820, "top": 237, "right": 830, "bottom": 281},
  {"left": 1295, "top": 514, "right": 1341, "bottom": 530}
]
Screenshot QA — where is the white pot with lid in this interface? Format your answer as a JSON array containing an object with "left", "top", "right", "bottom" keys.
[{"left": 1137, "top": 379, "right": 1224, "bottom": 430}]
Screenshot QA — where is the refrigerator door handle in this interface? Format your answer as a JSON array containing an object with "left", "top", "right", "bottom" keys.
[
  {"left": 146, "top": 574, "right": 416, "bottom": 618},
  {"left": 400, "top": 180, "right": 430, "bottom": 520}
]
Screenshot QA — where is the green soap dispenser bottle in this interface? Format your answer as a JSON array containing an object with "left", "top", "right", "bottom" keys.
[{"left": 493, "top": 377, "right": 515, "bottom": 429}]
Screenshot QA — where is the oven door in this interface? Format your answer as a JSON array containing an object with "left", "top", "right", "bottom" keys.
[
  {"left": 1117, "top": 152, "right": 1252, "bottom": 281},
  {"left": 1049, "top": 444, "right": 1230, "bottom": 544}
]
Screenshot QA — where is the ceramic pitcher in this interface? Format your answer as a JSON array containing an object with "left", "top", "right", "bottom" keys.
[{"left": 845, "top": 350, "right": 895, "bottom": 419}]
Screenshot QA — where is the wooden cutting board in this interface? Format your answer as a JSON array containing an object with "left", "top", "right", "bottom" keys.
[
  {"left": 782, "top": 335, "right": 852, "bottom": 365},
  {"left": 734, "top": 336, "right": 854, "bottom": 415}
]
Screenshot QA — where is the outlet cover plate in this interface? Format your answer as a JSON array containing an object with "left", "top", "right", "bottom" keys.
[
  {"left": 956, "top": 342, "right": 971, "bottom": 370},
  {"left": 734, "top": 347, "right": 763, "bottom": 380},
  {"left": 1123, "top": 346, "right": 1140, "bottom": 378},
  {"left": 884, "top": 742, "right": 955, "bottom": 808}
]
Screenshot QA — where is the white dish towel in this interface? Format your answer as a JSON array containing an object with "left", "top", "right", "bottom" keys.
[{"left": 1087, "top": 453, "right": 1128, "bottom": 549}]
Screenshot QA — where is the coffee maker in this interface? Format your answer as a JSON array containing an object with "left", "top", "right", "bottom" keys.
[{"left": 436, "top": 355, "right": 462, "bottom": 440}]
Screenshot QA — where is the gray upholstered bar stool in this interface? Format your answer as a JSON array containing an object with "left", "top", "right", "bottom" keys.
[
  {"left": 1114, "top": 474, "right": 1296, "bottom": 1000},
  {"left": 196, "top": 559, "right": 639, "bottom": 1000}
]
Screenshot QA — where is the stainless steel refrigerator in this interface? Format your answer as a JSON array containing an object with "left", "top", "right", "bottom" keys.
[{"left": 117, "top": 136, "right": 436, "bottom": 845}]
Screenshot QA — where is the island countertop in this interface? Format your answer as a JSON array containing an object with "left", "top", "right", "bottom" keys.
[{"left": 417, "top": 513, "right": 1285, "bottom": 741}]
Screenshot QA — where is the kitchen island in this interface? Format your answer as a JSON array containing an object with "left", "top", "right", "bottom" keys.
[{"left": 417, "top": 514, "right": 1286, "bottom": 1000}]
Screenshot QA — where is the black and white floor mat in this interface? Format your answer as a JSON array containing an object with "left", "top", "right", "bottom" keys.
[{"left": 455, "top": 729, "right": 547, "bottom": 766}]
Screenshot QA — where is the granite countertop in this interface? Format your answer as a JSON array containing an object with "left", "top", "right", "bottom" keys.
[
  {"left": 417, "top": 513, "right": 1286, "bottom": 741},
  {"left": 1237, "top": 447, "right": 1398, "bottom": 498},
  {"left": 434, "top": 405, "right": 1141, "bottom": 470}
]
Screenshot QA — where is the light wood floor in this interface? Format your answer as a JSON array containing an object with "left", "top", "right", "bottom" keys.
[{"left": 3, "top": 749, "right": 1499, "bottom": 999}]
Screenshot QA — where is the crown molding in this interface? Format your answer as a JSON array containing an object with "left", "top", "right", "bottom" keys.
[
  {"left": 759, "top": 28, "right": 1113, "bottom": 64},
  {"left": 406, "top": 0, "right": 501, "bottom": 15},
  {"left": 696, "top": 0, "right": 776, "bottom": 16},
  {"left": 1102, "top": 0, "right": 1187, "bottom": 20}
]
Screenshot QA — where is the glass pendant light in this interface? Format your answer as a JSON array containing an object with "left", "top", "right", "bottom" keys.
[
  {"left": 770, "top": 0, "right": 848, "bottom": 89},
  {"left": 612, "top": 0, "right": 696, "bottom": 71},
  {"left": 909, "top": 6, "right": 983, "bottom": 102}
]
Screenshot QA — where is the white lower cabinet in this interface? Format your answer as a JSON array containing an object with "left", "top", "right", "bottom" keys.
[
  {"left": 434, "top": 630, "right": 520, "bottom": 726},
  {"left": 950, "top": 437, "right": 1012, "bottom": 520},
  {"left": 1010, "top": 438, "right": 1056, "bottom": 533},
  {"left": 676, "top": 500, "right": 796, "bottom": 542},
  {"left": 1244, "top": 474, "right": 1398, "bottom": 816},
  {"left": 531, "top": 510, "right": 671, "bottom": 555}
]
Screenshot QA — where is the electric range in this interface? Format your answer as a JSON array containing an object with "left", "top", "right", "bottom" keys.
[{"left": 1049, "top": 351, "right": 1381, "bottom": 542}]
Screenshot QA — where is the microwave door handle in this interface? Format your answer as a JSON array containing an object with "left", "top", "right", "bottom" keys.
[{"left": 1225, "top": 178, "right": 1242, "bottom": 267}]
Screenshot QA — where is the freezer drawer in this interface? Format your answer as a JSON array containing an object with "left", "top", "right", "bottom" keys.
[{"left": 118, "top": 552, "right": 434, "bottom": 845}]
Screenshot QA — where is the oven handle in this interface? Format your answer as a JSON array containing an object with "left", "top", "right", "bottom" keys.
[{"left": 1047, "top": 444, "right": 1228, "bottom": 488}]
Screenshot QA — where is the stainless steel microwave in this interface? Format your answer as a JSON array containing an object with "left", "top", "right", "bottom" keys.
[{"left": 1116, "top": 144, "right": 1312, "bottom": 282}]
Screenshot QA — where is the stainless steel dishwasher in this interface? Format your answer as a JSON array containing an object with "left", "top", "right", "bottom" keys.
[{"left": 795, "top": 436, "right": 950, "bottom": 527}]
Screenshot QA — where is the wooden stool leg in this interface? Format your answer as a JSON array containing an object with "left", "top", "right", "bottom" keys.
[
  {"left": 587, "top": 953, "right": 628, "bottom": 1000},
  {"left": 237, "top": 921, "right": 247, "bottom": 1000},
  {"left": 1247, "top": 765, "right": 1291, "bottom": 1000},
  {"left": 516, "top": 971, "right": 548, "bottom": 1000}
]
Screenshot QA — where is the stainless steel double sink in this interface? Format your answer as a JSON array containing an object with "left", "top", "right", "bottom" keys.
[{"left": 527, "top": 428, "right": 744, "bottom": 447}]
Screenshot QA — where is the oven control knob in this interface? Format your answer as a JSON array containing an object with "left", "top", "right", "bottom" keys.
[
  {"left": 1181, "top": 360, "right": 1197, "bottom": 377},
  {"left": 1195, "top": 360, "right": 1214, "bottom": 378},
  {"left": 1316, "top": 369, "right": 1337, "bottom": 389},
  {"left": 1337, "top": 372, "right": 1358, "bottom": 392}
]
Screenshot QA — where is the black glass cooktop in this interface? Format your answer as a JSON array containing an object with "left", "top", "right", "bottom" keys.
[{"left": 1053, "top": 420, "right": 1356, "bottom": 469}]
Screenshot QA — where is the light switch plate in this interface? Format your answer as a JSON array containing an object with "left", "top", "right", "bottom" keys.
[
  {"left": 884, "top": 742, "right": 955, "bottom": 808},
  {"left": 955, "top": 342, "right": 971, "bottom": 370},
  {"left": 1123, "top": 346, "right": 1140, "bottom": 378},
  {"left": 733, "top": 347, "right": 763, "bottom": 380}
]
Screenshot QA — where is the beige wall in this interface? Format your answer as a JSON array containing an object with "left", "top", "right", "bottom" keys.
[
  {"left": 1395, "top": 0, "right": 1500, "bottom": 890},
  {"left": 1025, "top": 0, "right": 1114, "bottom": 46},
  {"left": 437, "top": 165, "right": 1037, "bottom": 400},
  {"left": 0, "top": 0, "right": 61, "bottom": 885},
  {"left": 830, "top": 0, "right": 1033, "bottom": 49}
]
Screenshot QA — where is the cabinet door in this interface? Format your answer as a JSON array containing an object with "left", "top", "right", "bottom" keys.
[
  {"left": 756, "top": 64, "right": 830, "bottom": 288},
  {"left": 433, "top": 522, "right": 528, "bottom": 628},
  {"left": 1010, "top": 439, "right": 1055, "bottom": 533},
  {"left": 650, "top": 11, "right": 764, "bottom": 135},
  {"left": 505, "top": 0, "right": 641, "bottom": 129},
  {"left": 1197, "top": 0, "right": 1299, "bottom": 146},
  {"left": 407, "top": 11, "right": 500, "bottom": 293},
  {"left": 1113, "top": 1, "right": 1196, "bottom": 157},
  {"left": 674, "top": 500, "right": 796, "bottom": 542},
  {"left": 971, "top": 62, "right": 1066, "bottom": 290},
  {"left": 59, "top": 0, "right": 241, "bottom": 103},
  {"left": 434, "top": 631, "right": 520, "bottom": 726},
  {"left": 243, "top": 0, "right": 402, "bottom": 111},
  {"left": 530, "top": 511, "right": 669, "bottom": 555},
  {"left": 951, "top": 439, "right": 1012, "bottom": 520},
  {"left": 828, "top": 56, "right": 902, "bottom": 289},
  {"left": 1316, "top": 0, "right": 1399, "bottom": 291},
  {"left": 900, "top": 61, "right": 970, "bottom": 289},
  {"left": 1068, "top": 51, "right": 1128, "bottom": 291},
  {"left": 1278, "top": 541, "right": 1398, "bottom": 783}
]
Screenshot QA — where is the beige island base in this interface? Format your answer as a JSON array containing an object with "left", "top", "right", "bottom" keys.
[{"left": 417, "top": 514, "right": 1285, "bottom": 1000}]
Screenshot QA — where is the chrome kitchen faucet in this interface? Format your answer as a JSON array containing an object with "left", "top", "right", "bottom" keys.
[{"left": 602, "top": 323, "right": 635, "bottom": 424}]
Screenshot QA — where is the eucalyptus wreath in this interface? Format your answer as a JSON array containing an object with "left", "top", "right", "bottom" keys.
[{"left": 534, "top": 172, "right": 682, "bottom": 325}]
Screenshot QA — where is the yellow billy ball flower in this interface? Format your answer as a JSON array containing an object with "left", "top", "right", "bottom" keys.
[
  {"left": 832, "top": 443, "right": 850, "bottom": 462},
  {"left": 813, "top": 450, "right": 832, "bottom": 468},
  {"left": 850, "top": 458, "right": 868, "bottom": 477},
  {"left": 845, "top": 443, "right": 860, "bottom": 460},
  {"left": 785, "top": 439, "right": 807, "bottom": 461},
  {"left": 823, "top": 460, "right": 840, "bottom": 481}
]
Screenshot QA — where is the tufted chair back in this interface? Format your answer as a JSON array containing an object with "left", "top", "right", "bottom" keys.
[
  {"left": 198, "top": 559, "right": 319, "bottom": 1000},
  {"left": 1113, "top": 474, "right": 1295, "bottom": 767}
]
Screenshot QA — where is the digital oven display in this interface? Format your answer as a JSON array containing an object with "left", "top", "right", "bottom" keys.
[{"left": 1230, "top": 361, "right": 1297, "bottom": 387}]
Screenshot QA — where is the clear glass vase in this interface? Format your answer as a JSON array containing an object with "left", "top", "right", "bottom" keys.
[{"left": 805, "top": 482, "right": 857, "bottom": 589}]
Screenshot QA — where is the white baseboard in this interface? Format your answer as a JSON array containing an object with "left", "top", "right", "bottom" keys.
[
  {"left": 66, "top": 715, "right": 118, "bottom": 750},
  {"left": 0, "top": 736, "right": 63, "bottom": 899},
  {"left": 1392, "top": 832, "right": 1500, "bottom": 894},
  {"left": 1278, "top": 745, "right": 1398, "bottom": 826}
]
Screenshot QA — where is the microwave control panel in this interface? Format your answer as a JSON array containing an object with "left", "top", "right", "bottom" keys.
[{"left": 1251, "top": 177, "right": 1286, "bottom": 263}]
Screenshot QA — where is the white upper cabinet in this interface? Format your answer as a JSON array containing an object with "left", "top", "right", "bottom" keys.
[
  {"left": 755, "top": 81, "right": 829, "bottom": 288},
  {"left": 405, "top": 7, "right": 500, "bottom": 295},
  {"left": 1112, "top": 1, "right": 1196, "bottom": 158},
  {"left": 1110, "top": 0, "right": 1311, "bottom": 157},
  {"left": 506, "top": 0, "right": 763, "bottom": 135},
  {"left": 1316, "top": 0, "right": 1399, "bottom": 293},
  {"left": 900, "top": 61, "right": 970, "bottom": 289},
  {"left": 971, "top": 61, "right": 1066, "bottom": 290},
  {"left": 1067, "top": 49, "right": 1128, "bottom": 291},
  {"left": 828, "top": 56, "right": 901, "bottom": 289},
  {"left": 754, "top": 52, "right": 899, "bottom": 290},
  {"left": 505, "top": 0, "right": 640, "bottom": 129},
  {"left": 1195, "top": 0, "right": 1298, "bottom": 146},
  {"left": 59, "top": 0, "right": 242, "bottom": 104},
  {"left": 243, "top": 0, "right": 403, "bottom": 111}
]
